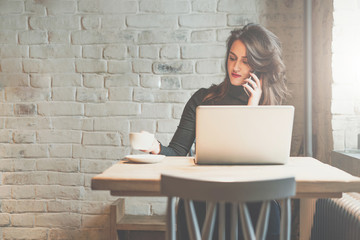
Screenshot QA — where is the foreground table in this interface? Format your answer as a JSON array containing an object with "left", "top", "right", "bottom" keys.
[
  {"left": 92, "top": 157, "right": 360, "bottom": 240},
  {"left": 92, "top": 156, "right": 360, "bottom": 198}
]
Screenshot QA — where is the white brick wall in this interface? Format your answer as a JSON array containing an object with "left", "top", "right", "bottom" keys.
[{"left": 0, "top": 0, "right": 306, "bottom": 239}]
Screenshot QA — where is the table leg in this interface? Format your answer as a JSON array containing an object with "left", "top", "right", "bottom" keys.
[{"left": 299, "top": 198, "right": 317, "bottom": 240}]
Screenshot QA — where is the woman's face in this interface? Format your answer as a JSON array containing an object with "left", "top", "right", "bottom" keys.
[{"left": 227, "top": 40, "right": 252, "bottom": 86}]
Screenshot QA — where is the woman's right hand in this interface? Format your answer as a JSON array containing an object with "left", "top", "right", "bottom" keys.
[{"left": 141, "top": 136, "right": 161, "bottom": 155}]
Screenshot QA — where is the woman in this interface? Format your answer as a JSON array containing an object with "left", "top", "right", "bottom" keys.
[
  {"left": 147, "top": 23, "right": 289, "bottom": 156},
  {"left": 145, "top": 23, "right": 290, "bottom": 240}
]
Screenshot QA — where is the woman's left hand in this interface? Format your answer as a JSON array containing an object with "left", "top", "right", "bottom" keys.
[{"left": 244, "top": 72, "right": 262, "bottom": 105}]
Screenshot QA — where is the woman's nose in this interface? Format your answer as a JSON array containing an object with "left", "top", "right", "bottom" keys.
[{"left": 234, "top": 60, "right": 241, "bottom": 71}]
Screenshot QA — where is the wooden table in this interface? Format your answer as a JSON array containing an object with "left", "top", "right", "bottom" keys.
[{"left": 92, "top": 157, "right": 360, "bottom": 240}]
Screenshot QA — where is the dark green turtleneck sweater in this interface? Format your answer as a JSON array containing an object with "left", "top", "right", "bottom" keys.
[{"left": 160, "top": 84, "right": 249, "bottom": 156}]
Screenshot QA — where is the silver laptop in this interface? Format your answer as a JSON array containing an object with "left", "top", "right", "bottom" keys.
[{"left": 195, "top": 105, "right": 294, "bottom": 165}]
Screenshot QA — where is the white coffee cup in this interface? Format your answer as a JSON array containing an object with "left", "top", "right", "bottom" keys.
[{"left": 129, "top": 132, "right": 155, "bottom": 150}]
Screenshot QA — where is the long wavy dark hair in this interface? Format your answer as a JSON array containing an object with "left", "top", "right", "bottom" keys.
[{"left": 203, "top": 23, "right": 290, "bottom": 105}]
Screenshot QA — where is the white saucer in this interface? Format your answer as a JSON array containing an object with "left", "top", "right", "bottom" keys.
[{"left": 124, "top": 154, "right": 166, "bottom": 164}]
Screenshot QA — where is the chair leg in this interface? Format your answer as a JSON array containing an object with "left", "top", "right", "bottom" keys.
[
  {"left": 184, "top": 199, "right": 201, "bottom": 240},
  {"left": 280, "top": 198, "right": 291, "bottom": 240},
  {"left": 218, "top": 202, "right": 226, "bottom": 240},
  {"left": 255, "top": 200, "right": 271, "bottom": 240},
  {"left": 230, "top": 202, "right": 238, "bottom": 240},
  {"left": 166, "top": 197, "right": 177, "bottom": 240},
  {"left": 239, "top": 203, "right": 255, "bottom": 240},
  {"left": 202, "top": 201, "right": 217, "bottom": 240}
]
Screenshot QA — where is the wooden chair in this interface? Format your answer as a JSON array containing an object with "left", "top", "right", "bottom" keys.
[
  {"left": 161, "top": 174, "right": 296, "bottom": 240},
  {"left": 110, "top": 198, "right": 167, "bottom": 240}
]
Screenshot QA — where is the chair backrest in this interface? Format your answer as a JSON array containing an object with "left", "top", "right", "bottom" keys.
[{"left": 161, "top": 173, "right": 296, "bottom": 240}]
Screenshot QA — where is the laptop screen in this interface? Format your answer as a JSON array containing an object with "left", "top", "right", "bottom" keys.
[{"left": 195, "top": 106, "right": 294, "bottom": 165}]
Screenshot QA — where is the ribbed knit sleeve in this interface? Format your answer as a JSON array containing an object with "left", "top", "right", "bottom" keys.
[{"left": 159, "top": 88, "right": 207, "bottom": 156}]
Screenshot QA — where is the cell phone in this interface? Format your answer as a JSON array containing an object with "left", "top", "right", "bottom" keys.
[{"left": 243, "top": 71, "right": 259, "bottom": 97}]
